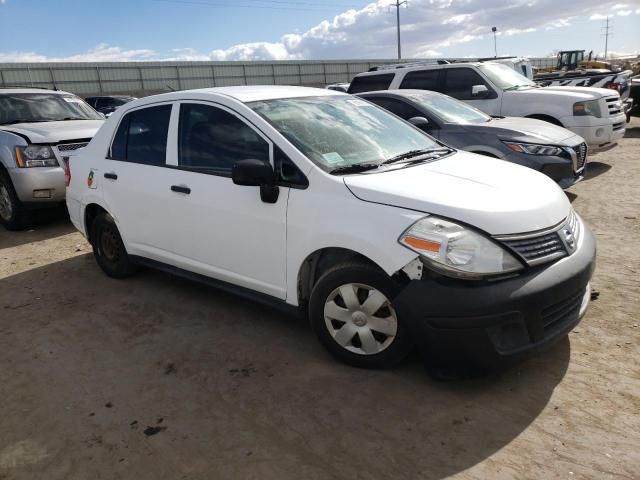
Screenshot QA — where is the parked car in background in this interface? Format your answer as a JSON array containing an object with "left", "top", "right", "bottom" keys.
[
  {"left": 325, "top": 83, "right": 350, "bottom": 92},
  {"left": 358, "top": 89, "right": 588, "bottom": 188},
  {"left": 66, "top": 86, "right": 595, "bottom": 370},
  {"left": 0, "top": 88, "right": 103, "bottom": 230},
  {"left": 348, "top": 61, "right": 626, "bottom": 151},
  {"left": 85, "top": 95, "right": 137, "bottom": 117}
]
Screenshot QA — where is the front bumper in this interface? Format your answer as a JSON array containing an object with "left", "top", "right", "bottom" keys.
[
  {"left": 562, "top": 114, "right": 626, "bottom": 152},
  {"left": 393, "top": 223, "right": 596, "bottom": 368},
  {"left": 8, "top": 166, "right": 66, "bottom": 204}
]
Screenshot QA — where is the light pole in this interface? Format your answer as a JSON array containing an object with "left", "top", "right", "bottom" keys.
[
  {"left": 492, "top": 26, "right": 498, "bottom": 57},
  {"left": 391, "top": 0, "right": 407, "bottom": 60}
]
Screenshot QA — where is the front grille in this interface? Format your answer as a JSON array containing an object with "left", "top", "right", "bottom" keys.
[
  {"left": 605, "top": 96, "right": 623, "bottom": 116},
  {"left": 502, "top": 232, "right": 567, "bottom": 263},
  {"left": 56, "top": 142, "right": 88, "bottom": 152},
  {"left": 496, "top": 210, "right": 581, "bottom": 267},
  {"left": 572, "top": 142, "right": 588, "bottom": 171},
  {"left": 542, "top": 288, "right": 586, "bottom": 334},
  {"left": 612, "top": 122, "right": 625, "bottom": 131}
]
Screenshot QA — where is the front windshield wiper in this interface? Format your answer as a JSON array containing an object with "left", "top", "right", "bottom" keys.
[
  {"left": 57, "top": 117, "right": 91, "bottom": 121},
  {"left": 329, "top": 163, "right": 380, "bottom": 174},
  {"left": 382, "top": 147, "right": 453, "bottom": 165},
  {"left": 0, "top": 119, "right": 52, "bottom": 125}
]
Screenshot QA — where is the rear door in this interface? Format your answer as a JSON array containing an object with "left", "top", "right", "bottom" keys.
[
  {"left": 162, "top": 101, "right": 289, "bottom": 298},
  {"left": 101, "top": 102, "right": 184, "bottom": 261}
]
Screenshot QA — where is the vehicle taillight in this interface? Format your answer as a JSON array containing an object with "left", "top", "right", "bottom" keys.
[{"left": 64, "top": 157, "right": 71, "bottom": 187}]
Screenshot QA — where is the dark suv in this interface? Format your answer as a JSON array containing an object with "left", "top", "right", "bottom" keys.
[{"left": 85, "top": 95, "right": 136, "bottom": 116}]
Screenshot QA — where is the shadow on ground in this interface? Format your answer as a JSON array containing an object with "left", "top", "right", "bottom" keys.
[
  {"left": 0, "top": 255, "right": 571, "bottom": 479},
  {"left": 623, "top": 125, "right": 640, "bottom": 139},
  {"left": 0, "top": 214, "right": 74, "bottom": 250},
  {"left": 584, "top": 161, "right": 612, "bottom": 180}
]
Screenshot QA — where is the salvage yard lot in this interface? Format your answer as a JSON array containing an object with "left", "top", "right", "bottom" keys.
[{"left": 1, "top": 120, "right": 639, "bottom": 480}]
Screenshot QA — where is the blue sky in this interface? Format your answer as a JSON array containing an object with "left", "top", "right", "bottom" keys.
[{"left": 0, "top": 0, "right": 638, "bottom": 61}]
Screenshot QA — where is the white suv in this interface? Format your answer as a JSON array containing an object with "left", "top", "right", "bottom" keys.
[
  {"left": 349, "top": 62, "right": 626, "bottom": 152},
  {"left": 66, "top": 86, "right": 596, "bottom": 370}
]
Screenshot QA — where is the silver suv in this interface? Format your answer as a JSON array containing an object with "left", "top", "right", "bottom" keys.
[{"left": 0, "top": 88, "right": 103, "bottom": 230}]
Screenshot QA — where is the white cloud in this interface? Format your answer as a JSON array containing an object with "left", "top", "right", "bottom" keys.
[
  {"left": 616, "top": 9, "right": 632, "bottom": 15},
  {"left": 0, "top": 0, "right": 635, "bottom": 62},
  {"left": 589, "top": 13, "right": 608, "bottom": 20}
]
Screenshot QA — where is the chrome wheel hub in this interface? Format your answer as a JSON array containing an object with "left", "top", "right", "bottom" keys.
[{"left": 323, "top": 283, "right": 398, "bottom": 356}]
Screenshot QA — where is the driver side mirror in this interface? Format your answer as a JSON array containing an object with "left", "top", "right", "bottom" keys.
[
  {"left": 232, "top": 159, "right": 279, "bottom": 203},
  {"left": 471, "top": 84, "right": 489, "bottom": 98},
  {"left": 408, "top": 116, "right": 430, "bottom": 129}
]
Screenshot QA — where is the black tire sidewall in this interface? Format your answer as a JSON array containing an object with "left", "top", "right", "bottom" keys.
[
  {"left": 309, "top": 263, "right": 413, "bottom": 369},
  {"left": 0, "top": 170, "right": 27, "bottom": 231},
  {"left": 91, "top": 213, "right": 136, "bottom": 278}
]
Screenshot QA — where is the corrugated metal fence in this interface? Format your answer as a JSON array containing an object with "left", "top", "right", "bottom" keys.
[{"left": 0, "top": 58, "right": 556, "bottom": 97}]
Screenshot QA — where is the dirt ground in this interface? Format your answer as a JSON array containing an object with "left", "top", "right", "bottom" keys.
[{"left": 1, "top": 120, "right": 639, "bottom": 480}]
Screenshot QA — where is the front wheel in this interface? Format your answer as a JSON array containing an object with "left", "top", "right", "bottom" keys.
[
  {"left": 309, "top": 262, "right": 413, "bottom": 369},
  {"left": 0, "top": 170, "right": 28, "bottom": 231}
]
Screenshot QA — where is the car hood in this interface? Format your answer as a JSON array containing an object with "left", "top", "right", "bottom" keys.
[
  {"left": 464, "top": 117, "right": 582, "bottom": 145},
  {"left": 0, "top": 120, "right": 103, "bottom": 143},
  {"left": 344, "top": 151, "right": 570, "bottom": 235},
  {"left": 516, "top": 85, "right": 614, "bottom": 100}
]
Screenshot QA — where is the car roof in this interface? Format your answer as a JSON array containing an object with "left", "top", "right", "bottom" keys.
[
  {"left": 358, "top": 89, "right": 444, "bottom": 99},
  {"left": 188, "top": 85, "right": 344, "bottom": 102},
  {"left": 0, "top": 87, "right": 72, "bottom": 95},
  {"left": 353, "top": 62, "right": 482, "bottom": 78}
]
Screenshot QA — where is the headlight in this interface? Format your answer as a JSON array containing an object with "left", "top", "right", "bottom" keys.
[
  {"left": 503, "top": 142, "right": 564, "bottom": 156},
  {"left": 573, "top": 100, "right": 601, "bottom": 118},
  {"left": 399, "top": 216, "right": 523, "bottom": 279},
  {"left": 15, "top": 145, "right": 58, "bottom": 168}
]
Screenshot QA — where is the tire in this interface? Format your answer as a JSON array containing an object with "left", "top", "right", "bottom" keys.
[
  {"left": 309, "top": 262, "right": 413, "bottom": 369},
  {"left": 0, "top": 170, "right": 29, "bottom": 231},
  {"left": 90, "top": 212, "right": 137, "bottom": 279}
]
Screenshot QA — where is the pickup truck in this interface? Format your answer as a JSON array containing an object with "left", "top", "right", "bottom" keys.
[
  {"left": 0, "top": 88, "right": 103, "bottom": 230},
  {"left": 348, "top": 61, "right": 626, "bottom": 152}
]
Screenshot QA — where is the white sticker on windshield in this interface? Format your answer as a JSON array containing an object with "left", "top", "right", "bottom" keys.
[
  {"left": 346, "top": 98, "right": 370, "bottom": 107},
  {"left": 322, "top": 152, "right": 344, "bottom": 165},
  {"left": 63, "top": 97, "right": 83, "bottom": 103}
]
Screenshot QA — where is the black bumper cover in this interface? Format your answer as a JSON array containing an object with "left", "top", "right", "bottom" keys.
[{"left": 393, "top": 225, "right": 596, "bottom": 368}]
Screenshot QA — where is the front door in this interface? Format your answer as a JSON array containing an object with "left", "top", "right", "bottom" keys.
[{"left": 164, "top": 101, "right": 289, "bottom": 299}]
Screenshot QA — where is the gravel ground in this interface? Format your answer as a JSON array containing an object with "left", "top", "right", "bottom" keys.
[{"left": 0, "top": 119, "right": 638, "bottom": 480}]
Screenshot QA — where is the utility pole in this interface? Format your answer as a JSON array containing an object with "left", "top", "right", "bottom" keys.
[
  {"left": 603, "top": 16, "right": 610, "bottom": 60},
  {"left": 391, "top": 0, "right": 407, "bottom": 60}
]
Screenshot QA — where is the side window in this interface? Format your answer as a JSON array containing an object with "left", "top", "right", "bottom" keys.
[
  {"left": 399, "top": 70, "right": 441, "bottom": 91},
  {"left": 347, "top": 74, "right": 395, "bottom": 94},
  {"left": 109, "top": 104, "right": 171, "bottom": 166},
  {"left": 367, "top": 97, "right": 424, "bottom": 120},
  {"left": 443, "top": 68, "right": 489, "bottom": 100},
  {"left": 178, "top": 103, "right": 269, "bottom": 175}
]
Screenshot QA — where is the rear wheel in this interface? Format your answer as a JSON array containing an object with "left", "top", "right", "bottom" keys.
[
  {"left": 309, "top": 262, "right": 413, "bottom": 368},
  {"left": 90, "top": 212, "right": 137, "bottom": 278},
  {"left": 0, "top": 170, "right": 28, "bottom": 231}
]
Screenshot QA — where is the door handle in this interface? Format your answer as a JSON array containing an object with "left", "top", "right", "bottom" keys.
[
  {"left": 104, "top": 172, "right": 118, "bottom": 180},
  {"left": 171, "top": 185, "right": 191, "bottom": 194}
]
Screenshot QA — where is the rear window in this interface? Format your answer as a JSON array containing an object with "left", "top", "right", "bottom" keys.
[
  {"left": 399, "top": 70, "right": 442, "bottom": 91},
  {"left": 347, "top": 74, "right": 395, "bottom": 94},
  {"left": 110, "top": 104, "right": 172, "bottom": 166}
]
